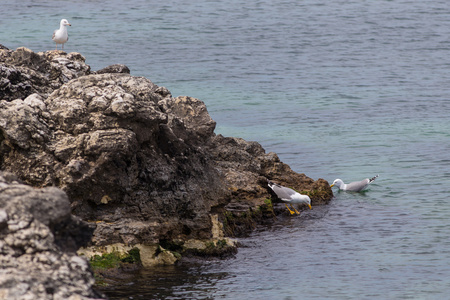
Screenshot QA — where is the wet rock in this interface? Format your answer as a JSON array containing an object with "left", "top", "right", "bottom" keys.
[
  {"left": 0, "top": 171, "right": 102, "bottom": 299},
  {"left": 209, "top": 134, "right": 332, "bottom": 210}
]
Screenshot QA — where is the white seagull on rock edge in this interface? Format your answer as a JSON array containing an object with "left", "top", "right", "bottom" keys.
[
  {"left": 267, "top": 179, "right": 311, "bottom": 215},
  {"left": 52, "top": 19, "right": 71, "bottom": 50},
  {"left": 330, "top": 175, "right": 379, "bottom": 192}
]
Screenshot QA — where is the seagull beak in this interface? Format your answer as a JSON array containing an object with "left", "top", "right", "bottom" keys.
[
  {"left": 68, "top": 23, "right": 72, "bottom": 26},
  {"left": 330, "top": 184, "right": 334, "bottom": 188},
  {"left": 308, "top": 204, "right": 312, "bottom": 209}
]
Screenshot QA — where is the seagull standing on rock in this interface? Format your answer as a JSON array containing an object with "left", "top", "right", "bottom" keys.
[
  {"left": 267, "top": 179, "right": 312, "bottom": 215},
  {"left": 52, "top": 19, "right": 71, "bottom": 50},
  {"left": 330, "top": 175, "right": 379, "bottom": 192}
]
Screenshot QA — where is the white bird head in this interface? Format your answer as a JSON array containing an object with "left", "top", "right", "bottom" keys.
[
  {"left": 304, "top": 196, "right": 312, "bottom": 209},
  {"left": 330, "top": 179, "right": 344, "bottom": 188},
  {"left": 287, "top": 191, "right": 311, "bottom": 209},
  {"left": 61, "top": 19, "right": 71, "bottom": 27}
]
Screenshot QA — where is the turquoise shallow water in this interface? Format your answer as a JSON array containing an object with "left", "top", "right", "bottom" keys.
[{"left": 2, "top": 0, "right": 450, "bottom": 298}]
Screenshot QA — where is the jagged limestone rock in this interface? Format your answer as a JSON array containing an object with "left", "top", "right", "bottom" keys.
[
  {"left": 0, "top": 47, "right": 90, "bottom": 101},
  {"left": 0, "top": 172, "right": 102, "bottom": 300}
]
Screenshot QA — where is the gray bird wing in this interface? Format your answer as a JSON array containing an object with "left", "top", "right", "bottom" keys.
[
  {"left": 346, "top": 179, "right": 370, "bottom": 192},
  {"left": 271, "top": 184, "right": 297, "bottom": 201}
]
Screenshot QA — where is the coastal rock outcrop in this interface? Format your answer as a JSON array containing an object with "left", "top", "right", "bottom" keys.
[
  {"left": 0, "top": 46, "right": 90, "bottom": 101},
  {"left": 0, "top": 47, "right": 333, "bottom": 255},
  {"left": 0, "top": 172, "right": 102, "bottom": 299}
]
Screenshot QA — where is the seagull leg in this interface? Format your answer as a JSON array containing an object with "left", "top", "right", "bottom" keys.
[
  {"left": 284, "top": 203, "right": 295, "bottom": 215},
  {"left": 290, "top": 204, "right": 301, "bottom": 215}
]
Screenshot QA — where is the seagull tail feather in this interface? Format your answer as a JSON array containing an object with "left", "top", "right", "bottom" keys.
[{"left": 369, "top": 174, "right": 379, "bottom": 183}]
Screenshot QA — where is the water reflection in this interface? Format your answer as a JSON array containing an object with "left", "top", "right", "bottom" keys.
[
  {"left": 100, "top": 263, "right": 229, "bottom": 300},
  {"left": 99, "top": 195, "right": 450, "bottom": 299},
  {"left": 99, "top": 205, "right": 329, "bottom": 300}
]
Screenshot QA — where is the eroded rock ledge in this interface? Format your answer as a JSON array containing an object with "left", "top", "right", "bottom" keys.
[
  {"left": 0, "top": 46, "right": 333, "bottom": 264},
  {"left": 0, "top": 171, "right": 102, "bottom": 299}
]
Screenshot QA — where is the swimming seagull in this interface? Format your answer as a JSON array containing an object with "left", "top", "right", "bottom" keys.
[
  {"left": 267, "top": 179, "right": 312, "bottom": 215},
  {"left": 330, "top": 175, "right": 379, "bottom": 192},
  {"left": 52, "top": 19, "right": 71, "bottom": 50}
]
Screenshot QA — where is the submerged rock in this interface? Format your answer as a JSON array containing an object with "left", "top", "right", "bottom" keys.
[
  {"left": 0, "top": 171, "right": 102, "bottom": 299},
  {"left": 0, "top": 47, "right": 333, "bottom": 261}
]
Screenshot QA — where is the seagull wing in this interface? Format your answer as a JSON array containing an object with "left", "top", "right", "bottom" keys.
[
  {"left": 346, "top": 179, "right": 370, "bottom": 192},
  {"left": 271, "top": 184, "right": 297, "bottom": 201}
]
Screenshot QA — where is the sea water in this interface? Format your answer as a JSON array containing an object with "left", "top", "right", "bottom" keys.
[{"left": 1, "top": 0, "right": 450, "bottom": 298}]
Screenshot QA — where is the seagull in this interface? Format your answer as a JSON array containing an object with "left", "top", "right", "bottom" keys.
[
  {"left": 267, "top": 180, "right": 312, "bottom": 215},
  {"left": 52, "top": 19, "right": 71, "bottom": 50},
  {"left": 330, "top": 175, "right": 379, "bottom": 192}
]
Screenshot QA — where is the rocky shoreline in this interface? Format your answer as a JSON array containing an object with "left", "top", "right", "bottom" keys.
[{"left": 0, "top": 46, "right": 333, "bottom": 299}]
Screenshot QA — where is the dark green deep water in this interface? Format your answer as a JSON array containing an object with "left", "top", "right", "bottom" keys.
[{"left": 2, "top": 0, "right": 450, "bottom": 298}]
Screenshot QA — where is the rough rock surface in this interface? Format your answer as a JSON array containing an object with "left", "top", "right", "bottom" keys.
[
  {"left": 0, "top": 47, "right": 90, "bottom": 101},
  {"left": 0, "top": 171, "right": 102, "bottom": 300},
  {"left": 94, "top": 64, "right": 130, "bottom": 75},
  {"left": 0, "top": 47, "right": 333, "bottom": 248}
]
